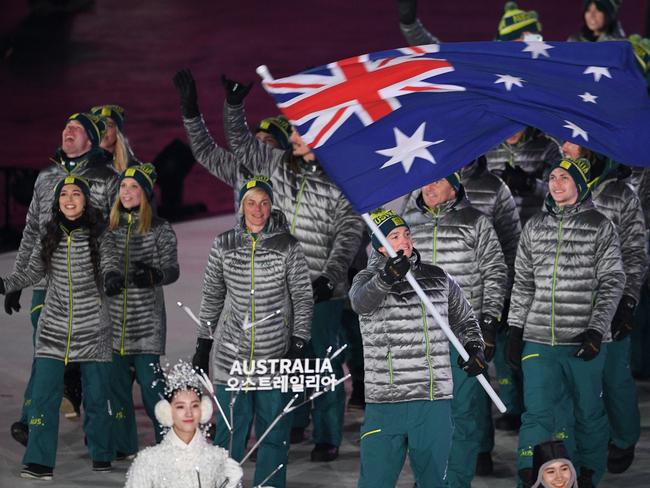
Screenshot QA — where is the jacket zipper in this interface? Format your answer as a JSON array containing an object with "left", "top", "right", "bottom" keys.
[
  {"left": 550, "top": 211, "right": 565, "bottom": 346},
  {"left": 120, "top": 213, "right": 133, "bottom": 356},
  {"left": 249, "top": 235, "right": 257, "bottom": 370},
  {"left": 427, "top": 208, "right": 439, "bottom": 264},
  {"left": 386, "top": 347, "right": 394, "bottom": 385},
  {"left": 290, "top": 176, "right": 307, "bottom": 235},
  {"left": 420, "top": 301, "right": 434, "bottom": 400},
  {"left": 64, "top": 230, "right": 76, "bottom": 365}
]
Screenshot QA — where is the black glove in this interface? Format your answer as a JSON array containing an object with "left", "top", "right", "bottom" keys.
[
  {"left": 104, "top": 271, "right": 124, "bottom": 297},
  {"left": 611, "top": 295, "right": 636, "bottom": 341},
  {"left": 505, "top": 326, "right": 524, "bottom": 371},
  {"left": 221, "top": 74, "right": 252, "bottom": 105},
  {"left": 458, "top": 341, "right": 487, "bottom": 377},
  {"left": 398, "top": 0, "right": 418, "bottom": 24},
  {"left": 480, "top": 315, "right": 498, "bottom": 362},
  {"left": 573, "top": 329, "right": 603, "bottom": 361},
  {"left": 502, "top": 164, "right": 535, "bottom": 196},
  {"left": 131, "top": 261, "right": 164, "bottom": 288},
  {"left": 0, "top": 277, "right": 4, "bottom": 295},
  {"left": 284, "top": 336, "right": 307, "bottom": 361},
  {"left": 172, "top": 68, "right": 200, "bottom": 118},
  {"left": 4, "top": 289, "right": 21, "bottom": 315},
  {"left": 312, "top": 276, "right": 334, "bottom": 304},
  {"left": 192, "top": 338, "right": 213, "bottom": 374},
  {"left": 379, "top": 250, "right": 410, "bottom": 286}
]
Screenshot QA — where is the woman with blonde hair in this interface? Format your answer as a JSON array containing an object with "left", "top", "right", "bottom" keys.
[
  {"left": 102, "top": 163, "right": 180, "bottom": 459},
  {"left": 91, "top": 104, "right": 139, "bottom": 173}
]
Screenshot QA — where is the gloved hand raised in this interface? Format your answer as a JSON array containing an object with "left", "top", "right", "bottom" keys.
[
  {"left": 104, "top": 271, "right": 124, "bottom": 297},
  {"left": 4, "top": 289, "right": 21, "bottom": 315},
  {"left": 131, "top": 261, "right": 164, "bottom": 288},
  {"left": 221, "top": 74, "right": 252, "bottom": 105},
  {"left": 573, "top": 329, "right": 603, "bottom": 361},
  {"left": 611, "top": 295, "right": 636, "bottom": 341},
  {"left": 379, "top": 250, "right": 410, "bottom": 286},
  {"left": 192, "top": 338, "right": 214, "bottom": 375},
  {"left": 505, "top": 326, "right": 524, "bottom": 371},
  {"left": 458, "top": 341, "right": 487, "bottom": 377},
  {"left": 172, "top": 68, "right": 200, "bottom": 118},
  {"left": 312, "top": 276, "right": 334, "bottom": 304},
  {"left": 480, "top": 315, "right": 498, "bottom": 362}
]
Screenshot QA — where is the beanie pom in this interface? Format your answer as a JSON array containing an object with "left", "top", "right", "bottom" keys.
[{"left": 504, "top": 1, "right": 519, "bottom": 12}]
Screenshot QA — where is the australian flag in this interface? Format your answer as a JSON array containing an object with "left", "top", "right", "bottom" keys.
[{"left": 262, "top": 41, "right": 650, "bottom": 214}]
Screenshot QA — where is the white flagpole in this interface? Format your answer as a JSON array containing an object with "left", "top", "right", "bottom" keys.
[
  {"left": 363, "top": 213, "right": 506, "bottom": 413},
  {"left": 255, "top": 64, "right": 505, "bottom": 413}
]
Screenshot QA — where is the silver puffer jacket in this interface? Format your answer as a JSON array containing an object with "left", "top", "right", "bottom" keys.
[
  {"left": 198, "top": 210, "right": 313, "bottom": 384},
  {"left": 183, "top": 105, "right": 365, "bottom": 299},
  {"left": 462, "top": 159, "right": 521, "bottom": 292},
  {"left": 4, "top": 226, "right": 112, "bottom": 363},
  {"left": 102, "top": 212, "right": 180, "bottom": 356},
  {"left": 349, "top": 251, "right": 481, "bottom": 403},
  {"left": 509, "top": 196, "right": 625, "bottom": 345},
  {"left": 403, "top": 191, "right": 507, "bottom": 320},
  {"left": 638, "top": 167, "right": 650, "bottom": 230},
  {"left": 12, "top": 149, "right": 118, "bottom": 289},
  {"left": 590, "top": 169, "right": 648, "bottom": 303},
  {"left": 485, "top": 129, "right": 561, "bottom": 225}
]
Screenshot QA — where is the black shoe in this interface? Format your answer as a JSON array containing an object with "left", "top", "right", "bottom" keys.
[
  {"left": 577, "top": 467, "right": 594, "bottom": 488},
  {"left": 310, "top": 443, "right": 339, "bottom": 462},
  {"left": 92, "top": 461, "right": 112, "bottom": 472},
  {"left": 608, "top": 442, "right": 635, "bottom": 474},
  {"left": 21, "top": 463, "right": 53, "bottom": 480},
  {"left": 290, "top": 427, "right": 306, "bottom": 444},
  {"left": 115, "top": 452, "right": 136, "bottom": 461},
  {"left": 494, "top": 413, "right": 521, "bottom": 432},
  {"left": 475, "top": 451, "right": 493, "bottom": 476},
  {"left": 518, "top": 468, "right": 534, "bottom": 488},
  {"left": 11, "top": 421, "right": 28, "bottom": 447}
]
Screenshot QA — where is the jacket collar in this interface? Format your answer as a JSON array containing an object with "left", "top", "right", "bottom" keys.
[
  {"left": 167, "top": 427, "right": 204, "bottom": 450},
  {"left": 416, "top": 187, "right": 467, "bottom": 218}
]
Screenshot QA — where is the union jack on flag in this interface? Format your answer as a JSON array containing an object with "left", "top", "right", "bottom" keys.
[{"left": 262, "top": 41, "right": 650, "bottom": 213}]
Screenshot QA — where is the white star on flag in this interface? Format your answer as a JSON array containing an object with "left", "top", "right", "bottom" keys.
[
  {"left": 377, "top": 123, "right": 443, "bottom": 174},
  {"left": 584, "top": 66, "right": 612, "bottom": 82},
  {"left": 578, "top": 92, "right": 598, "bottom": 104},
  {"left": 563, "top": 120, "right": 589, "bottom": 141},
  {"left": 522, "top": 41, "right": 554, "bottom": 59},
  {"left": 494, "top": 74, "right": 525, "bottom": 91}
]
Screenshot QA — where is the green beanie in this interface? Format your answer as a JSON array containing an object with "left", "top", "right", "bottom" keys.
[
  {"left": 256, "top": 115, "right": 291, "bottom": 150},
  {"left": 67, "top": 112, "right": 106, "bottom": 147},
  {"left": 550, "top": 158, "right": 592, "bottom": 200},
  {"left": 369, "top": 208, "right": 410, "bottom": 251},
  {"left": 120, "top": 163, "right": 158, "bottom": 201},
  {"left": 91, "top": 104, "right": 125, "bottom": 131},
  {"left": 53, "top": 175, "right": 92, "bottom": 201},
  {"left": 445, "top": 171, "right": 462, "bottom": 193},
  {"left": 497, "top": 1, "right": 542, "bottom": 41},
  {"left": 239, "top": 175, "right": 274, "bottom": 204}
]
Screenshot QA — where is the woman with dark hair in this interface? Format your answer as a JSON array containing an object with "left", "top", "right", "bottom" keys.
[
  {"left": 569, "top": 0, "right": 625, "bottom": 42},
  {"left": 101, "top": 163, "right": 179, "bottom": 459},
  {"left": 0, "top": 175, "right": 114, "bottom": 480}
]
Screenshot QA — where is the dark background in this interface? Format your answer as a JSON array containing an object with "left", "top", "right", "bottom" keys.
[{"left": 1, "top": 0, "right": 648, "bottom": 243}]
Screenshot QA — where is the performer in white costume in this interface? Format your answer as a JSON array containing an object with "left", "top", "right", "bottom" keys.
[{"left": 124, "top": 360, "right": 243, "bottom": 488}]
